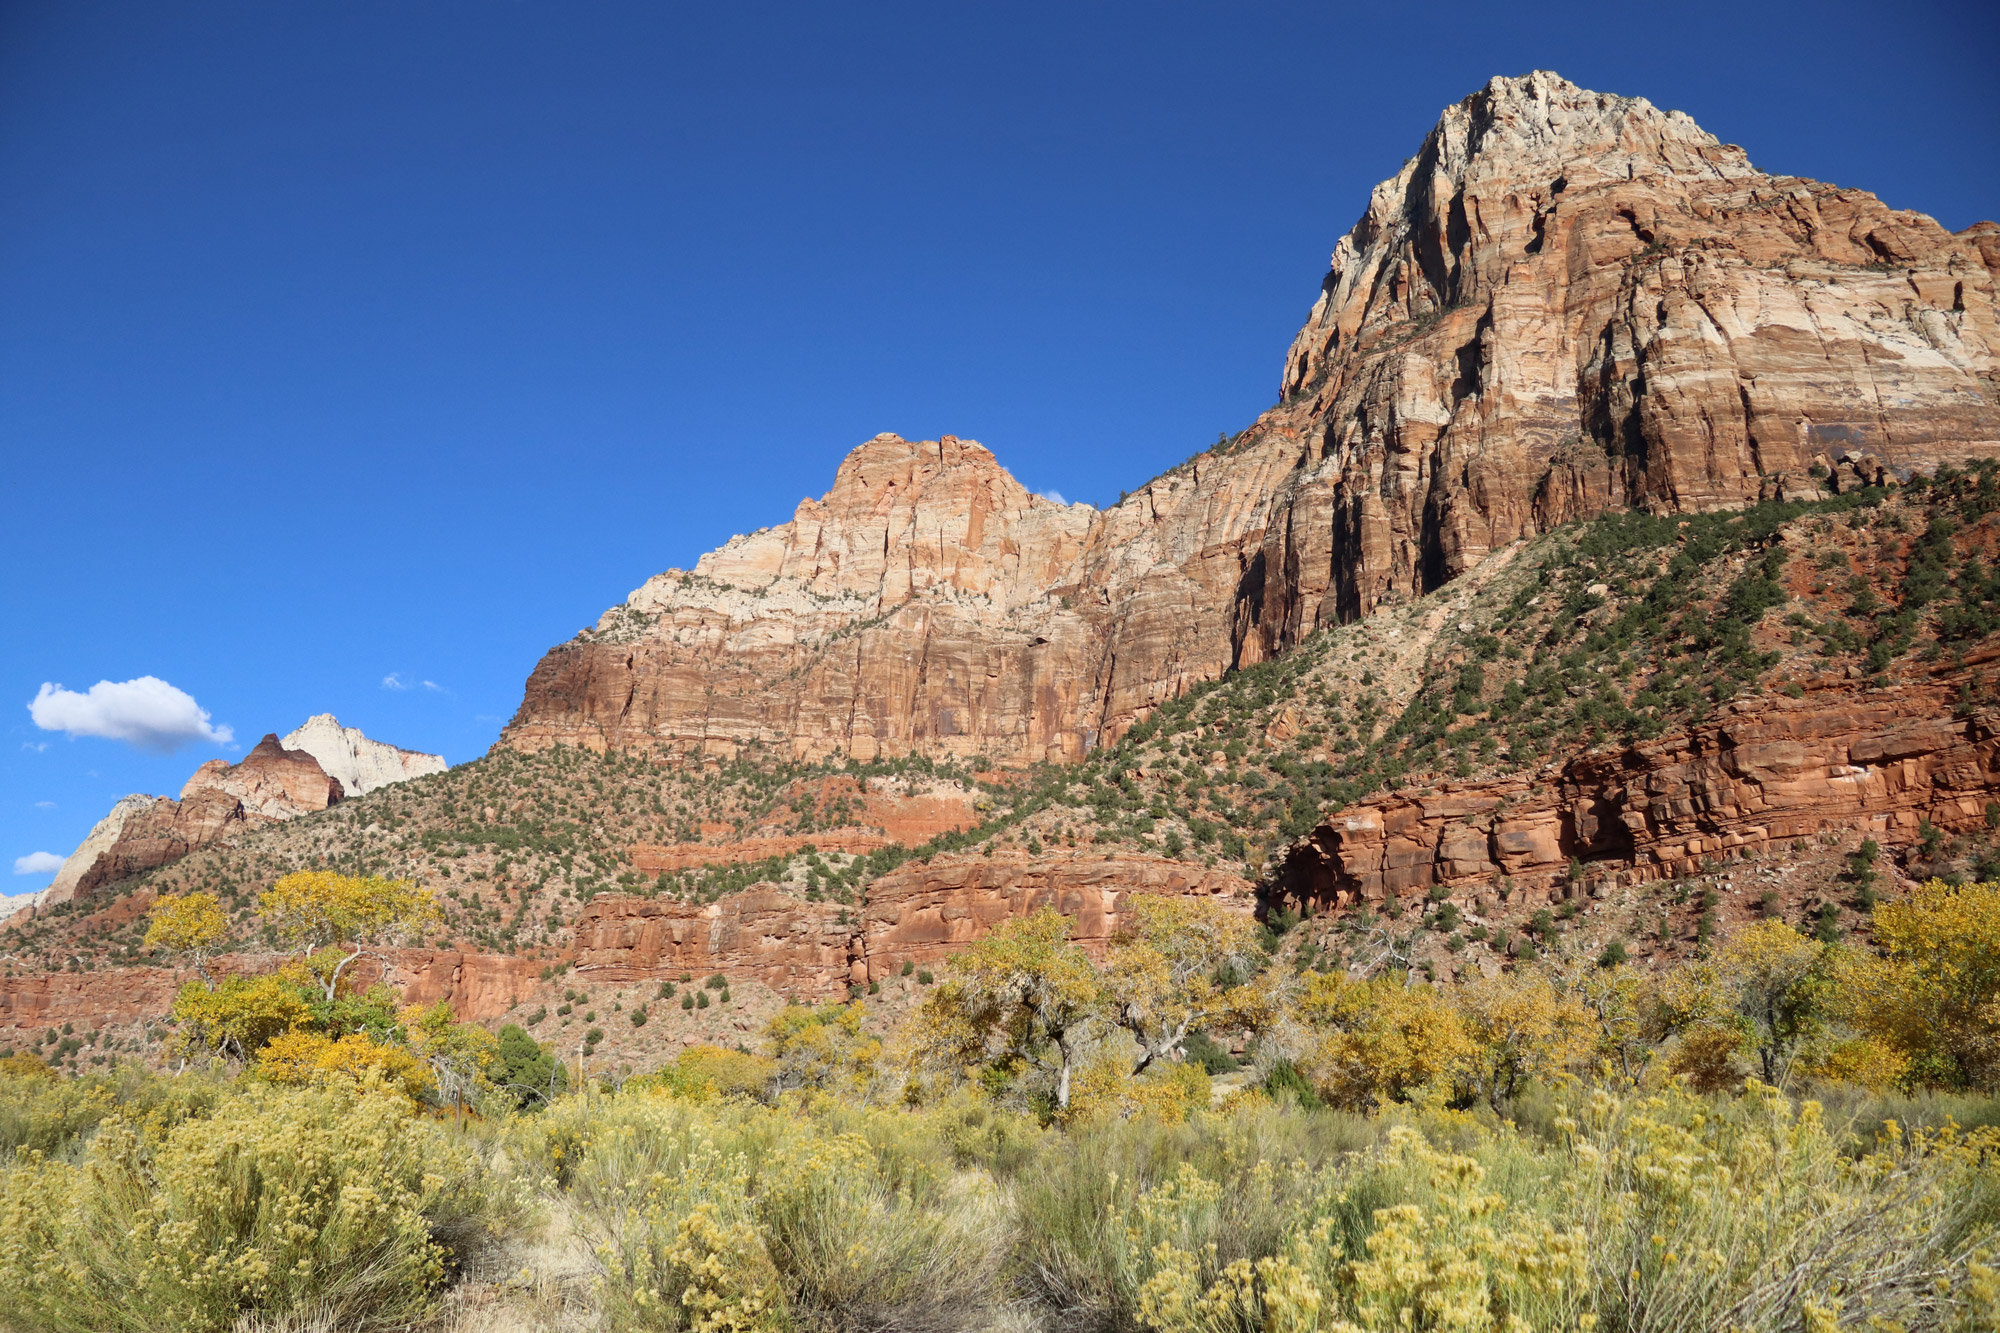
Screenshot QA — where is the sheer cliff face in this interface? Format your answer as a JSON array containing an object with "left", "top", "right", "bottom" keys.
[
  {"left": 504, "top": 71, "right": 2000, "bottom": 766},
  {"left": 502, "top": 432, "right": 1303, "bottom": 763},
  {"left": 1265, "top": 70, "right": 2000, "bottom": 633}
]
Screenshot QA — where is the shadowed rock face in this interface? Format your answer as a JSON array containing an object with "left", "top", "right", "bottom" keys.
[{"left": 505, "top": 72, "right": 2000, "bottom": 769}]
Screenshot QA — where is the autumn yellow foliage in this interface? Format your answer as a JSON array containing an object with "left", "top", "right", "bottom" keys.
[
  {"left": 142, "top": 892, "right": 229, "bottom": 981},
  {"left": 255, "top": 1029, "right": 435, "bottom": 1101},
  {"left": 1843, "top": 877, "right": 2000, "bottom": 1090},
  {"left": 259, "top": 870, "right": 440, "bottom": 999}
]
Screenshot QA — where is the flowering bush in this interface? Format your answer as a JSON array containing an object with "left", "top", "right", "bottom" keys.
[{"left": 0, "top": 1079, "right": 495, "bottom": 1333}]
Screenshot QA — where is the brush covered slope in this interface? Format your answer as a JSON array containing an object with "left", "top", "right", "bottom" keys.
[{"left": 5, "top": 71, "right": 2000, "bottom": 1079}]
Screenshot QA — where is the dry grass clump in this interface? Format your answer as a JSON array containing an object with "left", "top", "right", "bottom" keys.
[{"left": 515, "top": 1093, "right": 1011, "bottom": 1332}]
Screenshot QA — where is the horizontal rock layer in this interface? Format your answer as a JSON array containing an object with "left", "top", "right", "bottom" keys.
[
  {"left": 569, "top": 853, "right": 1253, "bottom": 997},
  {"left": 1273, "top": 658, "right": 2000, "bottom": 909}
]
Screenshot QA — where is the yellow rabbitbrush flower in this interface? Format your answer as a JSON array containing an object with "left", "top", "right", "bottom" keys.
[
  {"left": 1131, "top": 1131, "right": 1591, "bottom": 1333},
  {"left": 0, "top": 1081, "right": 486, "bottom": 1333}
]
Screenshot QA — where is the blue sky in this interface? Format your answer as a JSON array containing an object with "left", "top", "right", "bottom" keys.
[{"left": 5, "top": 0, "right": 1997, "bottom": 892}]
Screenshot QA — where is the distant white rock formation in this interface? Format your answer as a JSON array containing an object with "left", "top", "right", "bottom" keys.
[
  {"left": 281, "top": 713, "right": 447, "bottom": 797},
  {"left": 42, "top": 793, "right": 161, "bottom": 906}
]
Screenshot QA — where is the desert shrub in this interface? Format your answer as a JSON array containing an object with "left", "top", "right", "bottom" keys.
[
  {"left": 0, "top": 1078, "right": 496, "bottom": 1333},
  {"left": 1070, "top": 1083, "right": 2000, "bottom": 1333},
  {"left": 253, "top": 1029, "right": 434, "bottom": 1102},
  {"left": 626, "top": 1044, "right": 776, "bottom": 1103},
  {"left": 526, "top": 1092, "right": 1010, "bottom": 1331},
  {"left": 0, "top": 1063, "right": 227, "bottom": 1159},
  {"left": 1012, "top": 1103, "right": 1379, "bottom": 1322}
]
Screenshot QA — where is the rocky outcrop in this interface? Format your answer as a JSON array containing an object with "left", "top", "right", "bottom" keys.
[
  {"left": 568, "top": 853, "right": 1253, "bottom": 996},
  {"left": 854, "top": 853, "right": 1253, "bottom": 981},
  {"left": 36, "top": 795, "right": 160, "bottom": 909},
  {"left": 0, "top": 947, "right": 546, "bottom": 1049},
  {"left": 180, "top": 734, "right": 343, "bottom": 820},
  {"left": 1272, "top": 663, "right": 2000, "bottom": 910},
  {"left": 504, "top": 72, "right": 1999, "bottom": 769},
  {"left": 627, "top": 775, "right": 982, "bottom": 872},
  {"left": 282, "top": 714, "right": 447, "bottom": 797},
  {"left": 570, "top": 889, "right": 853, "bottom": 995},
  {"left": 26, "top": 736, "right": 343, "bottom": 914}
]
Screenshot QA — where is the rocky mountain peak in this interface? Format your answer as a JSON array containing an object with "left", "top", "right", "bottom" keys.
[
  {"left": 281, "top": 713, "right": 447, "bottom": 798},
  {"left": 506, "top": 71, "right": 1999, "bottom": 768},
  {"left": 1440, "top": 71, "right": 1752, "bottom": 190}
]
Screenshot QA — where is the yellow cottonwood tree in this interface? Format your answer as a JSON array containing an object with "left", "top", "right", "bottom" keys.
[
  {"left": 170, "top": 972, "right": 314, "bottom": 1062},
  {"left": 256, "top": 1029, "right": 435, "bottom": 1102},
  {"left": 259, "top": 870, "right": 440, "bottom": 1001},
  {"left": 1453, "top": 968, "right": 1594, "bottom": 1110},
  {"left": 767, "top": 1001, "right": 882, "bottom": 1094},
  {"left": 1296, "top": 971, "right": 1475, "bottom": 1109},
  {"left": 1843, "top": 877, "right": 2000, "bottom": 1090},
  {"left": 1105, "top": 895, "right": 1266, "bottom": 1076},
  {"left": 401, "top": 1000, "right": 499, "bottom": 1119},
  {"left": 911, "top": 907, "right": 1106, "bottom": 1110},
  {"left": 142, "top": 891, "right": 229, "bottom": 985}
]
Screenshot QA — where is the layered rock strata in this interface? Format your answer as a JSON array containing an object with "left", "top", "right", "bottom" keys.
[
  {"left": 20, "top": 736, "right": 343, "bottom": 919},
  {"left": 0, "top": 946, "right": 545, "bottom": 1048},
  {"left": 569, "top": 853, "right": 1252, "bottom": 997},
  {"left": 505, "top": 72, "right": 1999, "bottom": 768},
  {"left": 1272, "top": 661, "right": 2000, "bottom": 910}
]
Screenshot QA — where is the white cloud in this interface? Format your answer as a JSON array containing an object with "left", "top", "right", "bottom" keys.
[
  {"left": 33, "top": 801, "right": 54, "bottom": 810},
  {"left": 13, "top": 851, "right": 62, "bottom": 876},
  {"left": 1039, "top": 490, "right": 1068, "bottom": 506},
  {"left": 28, "top": 677, "right": 233, "bottom": 753},
  {"left": 382, "top": 673, "right": 409, "bottom": 690},
  {"left": 20, "top": 741, "right": 46, "bottom": 753}
]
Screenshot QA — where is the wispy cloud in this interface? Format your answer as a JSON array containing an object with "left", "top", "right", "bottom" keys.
[
  {"left": 1039, "top": 490, "right": 1068, "bottom": 506},
  {"left": 382, "top": 673, "right": 446, "bottom": 693},
  {"left": 13, "top": 851, "right": 62, "bottom": 876},
  {"left": 28, "top": 677, "right": 232, "bottom": 753},
  {"left": 32, "top": 801, "right": 54, "bottom": 810},
  {"left": 20, "top": 741, "right": 46, "bottom": 753}
]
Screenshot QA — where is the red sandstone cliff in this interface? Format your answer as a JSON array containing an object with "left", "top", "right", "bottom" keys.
[
  {"left": 503, "top": 73, "right": 1999, "bottom": 768},
  {"left": 567, "top": 853, "right": 1252, "bottom": 998},
  {"left": 1273, "top": 659, "right": 2000, "bottom": 912}
]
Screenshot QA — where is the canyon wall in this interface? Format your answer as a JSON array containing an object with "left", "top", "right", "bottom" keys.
[
  {"left": 568, "top": 853, "right": 1253, "bottom": 998},
  {"left": 1272, "top": 656, "right": 2000, "bottom": 911},
  {"left": 504, "top": 72, "right": 2000, "bottom": 769}
]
